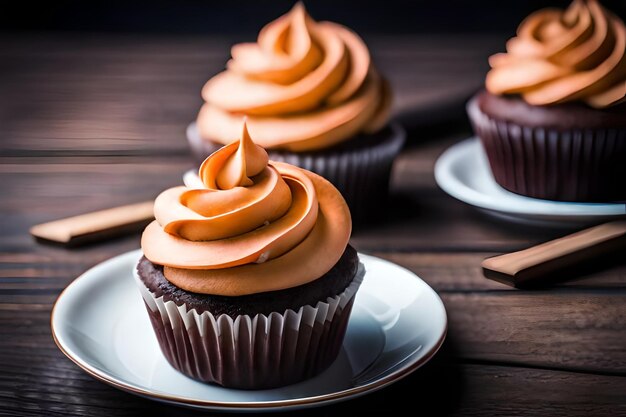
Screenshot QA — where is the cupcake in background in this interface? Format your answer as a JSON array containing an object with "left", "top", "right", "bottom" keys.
[
  {"left": 137, "top": 121, "right": 363, "bottom": 389},
  {"left": 468, "top": 0, "right": 626, "bottom": 202},
  {"left": 187, "top": 2, "right": 405, "bottom": 223}
]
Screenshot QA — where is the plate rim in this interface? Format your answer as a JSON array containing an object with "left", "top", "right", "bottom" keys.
[
  {"left": 51, "top": 249, "right": 448, "bottom": 411},
  {"left": 434, "top": 137, "right": 626, "bottom": 218}
]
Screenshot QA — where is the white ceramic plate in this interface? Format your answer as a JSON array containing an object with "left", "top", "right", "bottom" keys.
[
  {"left": 51, "top": 250, "right": 447, "bottom": 412},
  {"left": 434, "top": 138, "right": 626, "bottom": 227},
  {"left": 183, "top": 169, "right": 203, "bottom": 189}
]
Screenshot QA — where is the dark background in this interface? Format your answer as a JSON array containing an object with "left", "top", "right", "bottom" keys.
[{"left": 3, "top": 0, "right": 626, "bottom": 35}]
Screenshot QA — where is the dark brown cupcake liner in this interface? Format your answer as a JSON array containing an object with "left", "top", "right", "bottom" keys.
[
  {"left": 187, "top": 122, "right": 406, "bottom": 224},
  {"left": 133, "top": 264, "right": 364, "bottom": 389},
  {"left": 467, "top": 96, "right": 626, "bottom": 202}
]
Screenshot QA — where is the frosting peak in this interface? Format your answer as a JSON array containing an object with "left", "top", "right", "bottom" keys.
[
  {"left": 229, "top": 2, "right": 322, "bottom": 86},
  {"left": 486, "top": 0, "right": 626, "bottom": 108},
  {"left": 196, "top": 3, "right": 391, "bottom": 151},
  {"left": 141, "top": 121, "right": 352, "bottom": 296},
  {"left": 201, "top": 121, "right": 269, "bottom": 190}
]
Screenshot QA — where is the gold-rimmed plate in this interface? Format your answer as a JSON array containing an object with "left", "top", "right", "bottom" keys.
[{"left": 51, "top": 250, "right": 447, "bottom": 412}]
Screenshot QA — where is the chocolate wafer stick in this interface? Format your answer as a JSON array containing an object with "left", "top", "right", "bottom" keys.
[
  {"left": 30, "top": 201, "right": 154, "bottom": 247},
  {"left": 482, "top": 221, "right": 626, "bottom": 287}
]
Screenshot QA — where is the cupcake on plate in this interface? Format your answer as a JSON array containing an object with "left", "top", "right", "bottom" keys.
[
  {"left": 187, "top": 2, "right": 405, "bottom": 223},
  {"left": 136, "top": 121, "right": 363, "bottom": 389},
  {"left": 468, "top": 0, "right": 626, "bottom": 202}
]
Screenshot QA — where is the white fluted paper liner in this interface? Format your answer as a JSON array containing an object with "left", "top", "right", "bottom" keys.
[{"left": 133, "top": 263, "right": 364, "bottom": 389}]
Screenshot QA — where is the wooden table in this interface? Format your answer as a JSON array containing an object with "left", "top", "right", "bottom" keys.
[{"left": 1, "top": 33, "right": 625, "bottom": 416}]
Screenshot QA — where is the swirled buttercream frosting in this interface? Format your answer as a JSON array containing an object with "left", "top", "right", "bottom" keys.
[
  {"left": 486, "top": 0, "right": 626, "bottom": 108},
  {"left": 141, "top": 122, "right": 352, "bottom": 296},
  {"left": 196, "top": 2, "right": 391, "bottom": 152}
]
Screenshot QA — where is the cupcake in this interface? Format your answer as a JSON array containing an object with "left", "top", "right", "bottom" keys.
[
  {"left": 187, "top": 3, "right": 405, "bottom": 223},
  {"left": 468, "top": 0, "right": 626, "bottom": 202},
  {"left": 136, "top": 121, "right": 363, "bottom": 389}
]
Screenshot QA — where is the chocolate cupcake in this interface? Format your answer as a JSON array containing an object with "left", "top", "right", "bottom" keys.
[
  {"left": 468, "top": 0, "right": 626, "bottom": 202},
  {"left": 187, "top": 3, "right": 405, "bottom": 223},
  {"left": 136, "top": 122, "right": 363, "bottom": 389}
]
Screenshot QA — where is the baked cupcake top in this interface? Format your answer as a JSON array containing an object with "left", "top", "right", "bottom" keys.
[
  {"left": 142, "top": 121, "right": 352, "bottom": 296},
  {"left": 486, "top": 0, "right": 626, "bottom": 108},
  {"left": 196, "top": 2, "right": 391, "bottom": 152}
]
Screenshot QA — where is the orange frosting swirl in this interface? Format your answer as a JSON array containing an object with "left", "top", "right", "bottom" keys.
[
  {"left": 196, "top": 2, "right": 391, "bottom": 152},
  {"left": 141, "top": 122, "right": 352, "bottom": 296},
  {"left": 486, "top": 0, "right": 626, "bottom": 108}
]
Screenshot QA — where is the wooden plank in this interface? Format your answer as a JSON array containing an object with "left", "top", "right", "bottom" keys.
[
  {"left": 1, "top": 259, "right": 625, "bottom": 374},
  {"left": 0, "top": 339, "right": 622, "bottom": 417},
  {"left": 6, "top": 293, "right": 623, "bottom": 374},
  {"left": 0, "top": 244, "right": 624, "bottom": 294},
  {"left": 1, "top": 247, "right": 624, "bottom": 294},
  {"left": 442, "top": 292, "right": 626, "bottom": 375},
  {"left": 0, "top": 156, "right": 565, "bottom": 252},
  {"left": 325, "top": 363, "right": 626, "bottom": 417},
  {"left": 372, "top": 252, "right": 626, "bottom": 290},
  {"left": 0, "top": 33, "right": 497, "bottom": 155},
  {"left": 351, "top": 193, "right": 564, "bottom": 252}
]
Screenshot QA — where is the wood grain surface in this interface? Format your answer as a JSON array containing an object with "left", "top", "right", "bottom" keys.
[{"left": 1, "top": 33, "right": 625, "bottom": 416}]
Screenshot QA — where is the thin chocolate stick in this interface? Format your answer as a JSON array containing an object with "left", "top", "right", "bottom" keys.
[
  {"left": 482, "top": 221, "right": 626, "bottom": 287},
  {"left": 30, "top": 201, "right": 154, "bottom": 247}
]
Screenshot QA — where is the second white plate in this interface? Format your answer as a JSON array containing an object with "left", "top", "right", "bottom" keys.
[
  {"left": 434, "top": 138, "right": 626, "bottom": 227},
  {"left": 52, "top": 250, "right": 447, "bottom": 412}
]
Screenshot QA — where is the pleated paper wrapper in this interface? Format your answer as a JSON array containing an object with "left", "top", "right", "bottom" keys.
[
  {"left": 187, "top": 122, "right": 406, "bottom": 223},
  {"left": 467, "top": 96, "right": 626, "bottom": 202},
  {"left": 133, "top": 264, "right": 364, "bottom": 389}
]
